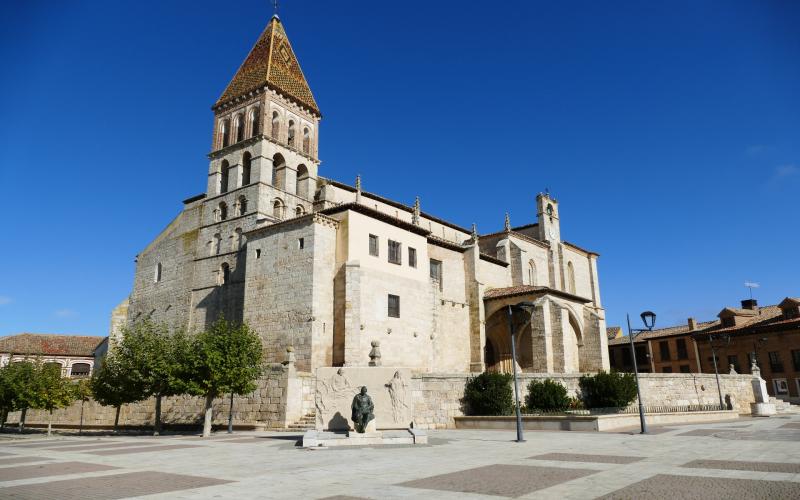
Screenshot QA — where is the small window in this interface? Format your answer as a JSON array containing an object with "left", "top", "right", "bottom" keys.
[
  {"left": 219, "top": 202, "right": 228, "bottom": 221},
  {"left": 271, "top": 111, "right": 280, "bottom": 139},
  {"left": 235, "top": 114, "right": 244, "bottom": 142},
  {"left": 242, "top": 152, "right": 252, "bottom": 186},
  {"left": 220, "top": 160, "right": 230, "bottom": 194},
  {"left": 298, "top": 238, "right": 305, "bottom": 249},
  {"left": 256, "top": 249, "right": 261, "bottom": 259},
  {"left": 273, "top": 199, "right": 284, "bottom": 219},
  {"left": 679, "top": 365, "right": 691, "bottom": 373},
  {"left": 429, "top": 259, "right": 442, "bottom": 282},
  {"left": 287, "top": 120, "right": 296, "bottom": 147},
  {"left": 662, "top": 367, "right": 673, "bottom": 373},
  {"left": 769, "top": 351, "right": 784, "bottom": 373},
  {"left": 238, "top": 196, "right": 248, "bottom": 216},
  {"left": 220, "top": 263, "right": 230, "bottom": 285},
  {"left": 295, "top": 206, "right": 305, "bottom": 217},
  {"left": 388, "top": 294, "right": 400, "bottom": 318},
  {"left": 154, "top": 262, "right": 162, "bottom": 283},
  {"left": 250, "top": 107, "right": 260, "bottom": 137},
  {"left": 388, "top": 240, "right": 402, "bottom": 265},
  {"left": 792, "top": 350, "right": 800, "bottom": 371},
  {"left": 408, "top": 247, "right": 417, "bottom": 268},
  {"left": 369, "top": 234, "right": 379, "bottom": 257},
  {"left": 70, "top": 363, "right": 91, "bottom": 377},
  {"left": 676, "top": 338, "right": 688, "bottom": 360},
  {"left": 659, "top": 341, "right": 671, "bottom": 361}
]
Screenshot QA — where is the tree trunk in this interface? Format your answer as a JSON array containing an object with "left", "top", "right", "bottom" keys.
[
  {"left": 154, "top": 395, "right": 162, "bottom": 436},
  {"left": 18, "top": 408, "right": 27, "bottom": 433},
  {"left": 47, "top": 410, "right": 53, "bottom": 437},
  {"left": 79, "top": 400, "right": 85, "bottom": 435},
  {"left": 114, "top": 405, "right": 121, "bottom": 433},
  {"left": 0, "top": 408, "right": 7, "bottom": 430},
  {"left": 202, "top": 393, "right": 214, "bottom": 438}
]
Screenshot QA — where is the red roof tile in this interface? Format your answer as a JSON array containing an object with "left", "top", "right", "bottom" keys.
[{"left": 0, "top": 334, "right": 105, "bottom": 357}]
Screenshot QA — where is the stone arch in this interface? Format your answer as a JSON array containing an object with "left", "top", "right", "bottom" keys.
[
  {"left": 295, "top": 205, "right": 305, "bottom": 217},
  {"left": 273, "top": 198, "right": 285, "bottom": 219},
  {"left": 287, "top": 120, "right": 296, "bottom": 147},
  {"left": 234, "top": 113, "right": 244, "bottom": 143},
  {"left": 237, "top": 195, "right": 248, "bottom": 216},
  {"left": 219, "top": 262, "right": 230, "bottom": 285},
  {"left": 219, "top": 160, "right": 230, "bottom": 194},
  {"left": 296, "top": 164, "right": 309, "bottom": 199},
  {"left": 483, "top": 307, "right": 533, "bottom": 373},
  {"left": 302, "top": 127, "right": 311, "bottom": 154},
  {"left": 218, "top": 202, "right": 228, "bottom": 221},
  {"left": 272, "top": 153, "right": 286, "bottom": 190},
  {"left": 241, "top": 152, "right": 252, "bottom": 186},
  {"left": 528, "top": 260, "right": 536, "bottom": 286},
  {"left": 271, "top": 110, "right": 280, "bottom": 139},
  {"left": 249, "top": 106, "right": 260, "bottom": 137},
  {"left": 219, "top": 118, "right": 231, "bottom": 148}
]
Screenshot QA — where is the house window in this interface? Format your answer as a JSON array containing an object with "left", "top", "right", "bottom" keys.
[
  {"left": 388, "top": 240, "right": 402, "bottom": 264},
  {"left": 388, "top": 294, "right": 400, "bottom": 318},
  {"left": 679, "top": 365, "right": 691, "bottom": 373},
  {"left": 728, "top": 354, "right": 740, "bottom": 373},
  {"left": 622, "top": 347, "right": 632, "bottom": 366},
  {"left": 676, "top": 338, "right": 688, "bottom": 360},
  {"left": 70, "top": 363, "right": 91, "bottom": 377},
  {"left": 429, "top": 259, "right": 442, "bottom": 282},
  {"left": 792, "top": 350, "right": 800, "bottom": 371},
  {"left": 662, "top": 367, "right": 673, "bottom": 373},
  {"left": 768, "top": 351, "right": 784, "bottom": 373},
  {"left": 659, "top": 341, "right": 671, "bottom": 361},
  {"left": 773, "top": 378, "right": 789, "bottom": 395},
  {"left": 369, "top": 234, "right": 379, "bottom": 256},
  {"left": 408, "top": 247, "right": 417, "bottom": 268}
]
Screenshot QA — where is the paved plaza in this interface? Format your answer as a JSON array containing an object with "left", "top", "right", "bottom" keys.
[{"left": 1, "top": 415, "right": 799, "bottom": 499}]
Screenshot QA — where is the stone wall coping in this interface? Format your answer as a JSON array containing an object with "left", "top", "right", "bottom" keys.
[
  {"left": 455, "top": 409, "right": 736, "bottom": 422},
  {"left": 410, "top": 372, "right": 753, "bottom": 380}
]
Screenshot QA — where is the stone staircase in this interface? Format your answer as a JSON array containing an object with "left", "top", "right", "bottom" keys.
[
  {"left": 769, "top": 397, "right": 800, "bottom": 414},
  {"left": 285, "top": 412, "right": 316, "bottom": 432}
]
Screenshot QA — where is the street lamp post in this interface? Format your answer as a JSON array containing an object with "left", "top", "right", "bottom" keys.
[
  {"left": 227, "top": 392, "right": 234, "bottom": 434},
  {"left": 505, "top": 301, "right": 536, "bottom": 443},
  {"left": 706, "top": 334, "right": 730, "bottom": 409},
  {"left": 626, "top": 311, "right": 656, "bottom": 435}
]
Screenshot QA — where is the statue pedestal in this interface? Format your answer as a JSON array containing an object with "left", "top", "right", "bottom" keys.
[
  {"left": 750, "top": 402, "right": 776, "bottom": 417},
  {"left": 301, "top": 428, "right": 427, "bottom": 448}
]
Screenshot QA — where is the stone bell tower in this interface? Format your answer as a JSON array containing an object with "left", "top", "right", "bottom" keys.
[{"left": 536, "top": 192, "right": 560, "bottom": 243}]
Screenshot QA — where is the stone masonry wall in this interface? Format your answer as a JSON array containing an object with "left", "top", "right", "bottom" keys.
[
  {"left": 411, "top": 372, "right": 757, "bottom": 430},
  {"left": 6, "top": 364, "right": 295, "bottom": 431}
]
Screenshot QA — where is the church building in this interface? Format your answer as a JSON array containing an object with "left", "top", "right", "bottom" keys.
[{"left": 120, "top": 15, "right": 609, "bottom": 375}]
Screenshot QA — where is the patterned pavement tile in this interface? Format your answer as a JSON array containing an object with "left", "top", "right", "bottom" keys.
[
  {"left": 529, "top": 452, "right": 645, "bottom": 464},
  {"left": 44, "top": 442, "right": 162, "bottom": 452},
  {"left": 597, "top": 474, "right": 800, "bottom": 499},
  {"left": 87, "top": 444, "right": 201, "bottom": 456},
  {"left": 0, "top": 471, "right": 232, "bottom": 499},
  {"left": 780, "top": 422, "right": 800, "bottom": 429},
  {"left": 0, "top": 461, "right": 118, "bottom": 481},
  {"left": 0, "top": 456, "right": 51, "bottom": 466},
  {"left": 682, "top": 459, "right": 800, "bottom": 474},
  {"left": 397, "top": 464, "right": 596, "bottom": 498},
  {"left": 5, "top": 440, "right": 117, "bottom": 449},
  {"left": 0, "top": 452, "right": 15, "bottom": 457},
  {"left": 677, "top": 429, "right": 721, "bottom": 437}
]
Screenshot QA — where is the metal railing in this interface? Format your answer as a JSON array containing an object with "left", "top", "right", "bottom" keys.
[{"left": 521, "top": 403, "right": 727, "bottom": 417}]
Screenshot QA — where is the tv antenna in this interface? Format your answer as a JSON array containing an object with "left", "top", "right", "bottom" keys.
[{"left": 744, "top": 281, "right": 760, "bottom": 300}]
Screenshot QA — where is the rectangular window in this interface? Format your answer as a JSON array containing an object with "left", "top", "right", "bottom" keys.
[
  {"left": 369, "top": 234, "right": 379, "bottom": 257},
  {"left": 388, "top": 240, "right": 402, "bottom": 264},
  {"left": 680, "top": 365, "right": 691, "bottom": 373},
  {"left": 676, "top": 338, "right": 688, "bottom": 360},
  {"left": 298, "top": 238, "right": 304, "bottom": 249},
  {"left": 429, "top": 259, "right": 442, "bottom": 281},
  {"left": 792, "top": 350, "right": 800, "bottom": 371},
  {"left": 662, "top": 367, "right": 673, "bottom": 373},
  {"left": 622, "top": 347, "right": 632, "bottom": 366},
  {"left": 388, "top": 294, "right": 400, "bottom": 318},
  {"left": 769, "top": 351, "right": 784, "bottom": 373},
  {"left": 659, "top": 341, "right": 671, "bottom": 361},
  {"left": 634, "top": 345, "right": 647, "bottom": 364},
  {"left": 408, "top": 247, "right": 417, "bottom": 268}
]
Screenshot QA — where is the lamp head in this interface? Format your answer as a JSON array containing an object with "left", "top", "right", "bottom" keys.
[{"left": 640, "top": 311, "right": 656, "bottom": 330}]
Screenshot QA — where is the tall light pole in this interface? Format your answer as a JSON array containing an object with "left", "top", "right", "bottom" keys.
[
  {"left": 626, "top": 310, "right": 656, "bottom": 435},
  {"left": 505, "top": 301, "right": 536, "bottom": 443},
  {"left": 702, "top": 333, "right": 730, "bottom": 409}
]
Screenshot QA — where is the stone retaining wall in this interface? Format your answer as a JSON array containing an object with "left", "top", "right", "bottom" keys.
[{"left": 411, "top": 372, "right": 756, "bottom": 429}]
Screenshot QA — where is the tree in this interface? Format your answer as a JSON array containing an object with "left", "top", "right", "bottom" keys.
[
  {"left": 90, "top": 354, "right": 137, "bottom": 433},
  {"left": 578, "top": 371, "right": 638, "bottom": 409},
  {"left": 188, "top": 317, "right": 264, "bottom": 437},
  {"left": 31, "top": 364, "right": 77, "bottom": 436},
  {"left": 0, "top": 365, "right": 14, "bottom": 430},
  {"left": 73, "top": 378, "right": 92, "bottom": 435},
  {"left": 463, "top": 372, "right": 514, "bottom": 416},
  {"left": 115, "top": 320, "right": 193, "bottom": 435},
  {"left": 4, "top": 361, "right": 38, "bottom": 433},
  {"left": 525, "top": 379, "right": 570, "bottom": 412}
]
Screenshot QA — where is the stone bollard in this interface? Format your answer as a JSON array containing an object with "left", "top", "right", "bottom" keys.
[{"left": 368, "top": 340, "right": 382, "bottom": 367}]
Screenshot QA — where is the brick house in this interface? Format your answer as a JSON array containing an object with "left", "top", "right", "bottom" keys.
[
  {"left": 0, "top": 333, "right": 107, "bottom": 378},
  {"left": 608, "top": 297, "right": 800, "bottom": 402}
]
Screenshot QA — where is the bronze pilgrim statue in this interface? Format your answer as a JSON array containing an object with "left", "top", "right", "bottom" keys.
[{"left": 350, "top": 386, "right": 375, "bottom": 433}]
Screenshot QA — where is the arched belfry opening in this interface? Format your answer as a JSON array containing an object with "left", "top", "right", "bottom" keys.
[
  {"left": 272, "top": 153, "right": 286, "bottom": 190},
  {"left": 483, "top": 307, "right": 533, "bottom": 374}
]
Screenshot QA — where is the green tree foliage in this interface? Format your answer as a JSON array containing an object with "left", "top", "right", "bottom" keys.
[
  {"left": 31, "top": 364, "right": 77, "bottom": 436},
  {"left": 525, "top": 379, "right": 570, "bottom": 412},
  {"left": 579, "top": 371, "right": 638, "bottom": 409},
  {"left": 0, "top": 365, "right": 15, "bottom": 429},
  {"left": 114, "top": 320, "right": 194, "bottom": 435},
  {"left": 187, "top": 317, "right": 264, "bottom": 437},
  {"left": 463, "top": 372, "right": 514, "bottom": 416},
  {"left": 3, "top": 361, "right": 38, "bottom": 432},
  {"left": 90, "top": 355, "right": 136, "bottom": 432}
]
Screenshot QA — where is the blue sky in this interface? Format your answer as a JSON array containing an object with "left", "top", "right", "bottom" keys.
[{"left": 1, "top": 1, "right": 798, "bottom": 337}]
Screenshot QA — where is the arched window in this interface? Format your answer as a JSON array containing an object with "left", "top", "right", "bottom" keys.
[
  {"left": 295, "top": 205, "right": 305, "bottom": 217},
  {"left": 219, "top": 202, "right": 228, "bottom": 221},
  {"left": 287, "top": 120, "right": 296, "bottom": 147},
  {"left": 249, "top": 107, "right": 260, "bottom": 137},
  {"left": 70, "top": 362, "right": 91, "bottom": 377},
  {"left": 220, "top": 119, "right": 231, "bottom": 148},
  {"left": 220, "top": 263, "right": 230, "bottom": 285},
  {"left": 241, "top": 152, "right": 252, "bottom": 186},
  {"left": 296, "top": 164, "right": 309, "bottom": 199},
  {"left": 272, "top": 153, "right": 286, "bottom": 189},
  {"left": 567, "top": 261, "right": 576, "bottom": 294},
  {"left": 219, "top": 160, "right": 229, "bottom": 194},
  {"left": 154, "top": 262, "right": 162, "bottom": 283},
  {"left": 273, "top": 198, "right": 285, "bottom": 219},
  {"left": 528, "top": 260, "right": 536, "bottom": 286},
  {"left": 234, "top": 228, "right": 243, "bottom": 251},
  {"left": 212, "top": 233, "right": 222, "bottom": 255},
  {"left": 237, "top": 196, "right": 248, "bottom": 216},
  {"left": 271, "top": 111, "right": 280, "bottom": 139},
  {"left": 234, "top": 114, "right": 244, "bottom": 143},
  {"left": 44, "top": 361, "right": 63, "bottom": 375},
  {"left": 302, "top": 127, "right": 310, "bottom": 154}
]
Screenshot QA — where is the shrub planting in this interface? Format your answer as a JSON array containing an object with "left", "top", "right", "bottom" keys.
[
  {"left": 463, "top": 372, "right": 513, "bottom": 416},
  {"left": 578, "top": 371, "right": 638, "bottom": 409},
  {"left": 525, "top": 379, "right": 570, "bottom": 411}
]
